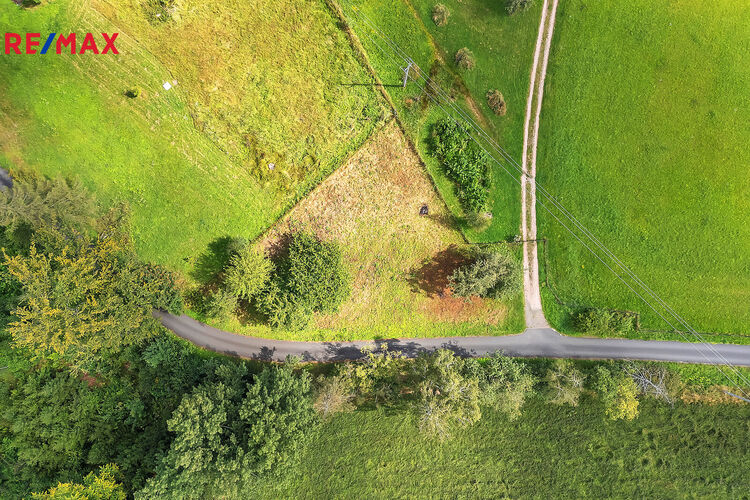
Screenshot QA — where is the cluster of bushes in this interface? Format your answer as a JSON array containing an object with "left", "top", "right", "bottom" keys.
[
  {"left": 431, "top": 118, "right": 491, "bottom": 213},
  {"left": 207, "top": 230, "right": 349, "bottom": 330},
  {"left": 574, "top": 307, "right": 636, "bottom": 336},
  {"left": 313, "top": 348, "right": 676, "bottom": 440},
  {"left": 449, "top": 247, "right": 522, "bottom": 300}
]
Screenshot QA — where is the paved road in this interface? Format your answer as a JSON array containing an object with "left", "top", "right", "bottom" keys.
[{"left": 156, "top": 312, "right": 750, "bottom": 365}]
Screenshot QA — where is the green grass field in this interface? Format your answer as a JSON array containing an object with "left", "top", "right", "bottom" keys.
[
  {"left": 346, "top": 0, "right": 541, "bottom": 243},
  {"left": 0, "top": 0, "right": 380, "bottom": 272},
  {"left": 537, "top": 0, "right": 750, "bottom": 336},
  {"left": 250, "top": 396, "right": 750, "bottom": 498}
]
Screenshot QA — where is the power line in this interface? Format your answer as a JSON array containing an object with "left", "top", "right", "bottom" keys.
[{"left": 338, "top": 1, "right": 750, "bottom": 397}]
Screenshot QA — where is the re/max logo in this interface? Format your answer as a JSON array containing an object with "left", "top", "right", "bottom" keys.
[{"left": 3, "top": 32, "right": 119, "bottom": 55}]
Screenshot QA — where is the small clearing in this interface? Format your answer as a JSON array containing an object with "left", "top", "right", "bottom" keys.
[{"left": 256, "top": 121, "right": 516, "bottom": 340}]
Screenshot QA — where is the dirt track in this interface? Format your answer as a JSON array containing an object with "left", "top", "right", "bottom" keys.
[{"left": 521, "top": 0, "right": 559, "bottom": 329}]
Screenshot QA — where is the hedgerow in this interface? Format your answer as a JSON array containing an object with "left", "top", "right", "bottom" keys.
[{"left": 431, "top": 118, "right": 491, "bottom": 212}]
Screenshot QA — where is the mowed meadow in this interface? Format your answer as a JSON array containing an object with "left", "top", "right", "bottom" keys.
[
  {"left": 0, "top": 0, "right": 381, "bottom": 271},
  {"left": 537, "top": 0, "right": 750, "bottom": 335}
]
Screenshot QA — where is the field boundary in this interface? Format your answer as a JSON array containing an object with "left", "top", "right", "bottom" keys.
[{"left": 326, "top": 0, "right": 469, "bottom": 244}]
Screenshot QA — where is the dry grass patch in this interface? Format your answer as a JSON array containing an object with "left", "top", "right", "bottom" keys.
[{"left": 259, "top": 121, "right": 512, "bottom": 338}]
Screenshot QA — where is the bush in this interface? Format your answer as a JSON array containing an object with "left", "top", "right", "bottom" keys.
[
  {"left": 595, "top": 366, "right": 640, "bottom": 420},
  {"left": 506, "top": 0, "right": 534, "bottom": 15},
  {"left": 431, "top": 119, "right": 491, "bottom": 212},
  {"left": 449, "top": 249, "right": 522, "bottom": 300},
  {"left": 314, "top": 374, "right": 354, "bottom": 420},
  {"left": 432, "top": 4, "right": 450, "bottom": 26},
  {"left": 205, "top": 288, "right": 238, "bottom": 320},
  {"left": 257, "top": 231, "right": 349, "bottom": 329},
  {"left": 486, "top": 89, "right": 507, "bottom": 116},
  {"left": 454, "top": 48, "right": 476, "bottom": 70},
  {"left": 125, "top": 88, "right": 141, "bottom": 99},
  {"left": 223, "top": 246, "right": 273, "bottom": 300},
  {"left": 464, "top": 352, "right": 536, "bottom": 420},
  {"left": 546, "top": 359, "right": 586, "bottom": 406},
  {"left": 574, "top": 308, "right": 635, "bottom": 336}
]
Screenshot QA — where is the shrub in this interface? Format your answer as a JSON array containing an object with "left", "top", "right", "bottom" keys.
[
  {"left": 595, "top": 366, "right": 640, "bottom": 420},
  {"left": 143, "top": 0, "right": 179, "bottom": 24},
  {"left": 546, "top": 359, "right": 586, "bottom": 406},
  {"left": 125, "top": 88, "right": 141, "bottom": 99},
  {"left": 413, "top": 350, "right": 481, "bottom": 440},
  {"left": 449, "top": 249, "right": 522, "bottom": 300},
  {"left": 314, "top": 374, "right": 354, "bottom": 420},
  {"left": 574, "top": 308, "right": 635, "bottom": 336},
  {"left": 223, "top": 246, "right": 273, "bottom": 300},
  {"left": 345, "top": 345, "right": 407, "bottom": 406},
  {"left": 486, "top": 89, "right": 507, "bottom": 116},
  {"left": 465, "top": 352, "right": 536, "bottom": 420},
  {"left": 431, "top": 118, "right": 491, "bottom": 212},
  {"left": 432, "top": 4, "right": 450, "bottom": 26},
  {"left": 506, "top": 0, "right": 534, "bottom": 15},
  {"left": 454, "top": 48, "right": 476, "bottom": 70},
  {"left": 257, "top": 231, "right": 349, "bottom": 329},
  {"left": 205, "top": 288, "right": 238, "bottom": 320}
]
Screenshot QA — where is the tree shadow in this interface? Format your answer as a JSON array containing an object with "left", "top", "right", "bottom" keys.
[
  {"left": 190, "top": 236, "right": 234, "bottom": 284},
  {"left": 407, "top": 245, "right": 470, "bottom": 298},
  {"left": 426, "top": 212, "right": 462, "bottom": 232}
]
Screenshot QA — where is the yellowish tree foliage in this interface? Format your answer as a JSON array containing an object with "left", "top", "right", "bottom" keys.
[
  {"left": 5, "top": 237, "right": 156, "bottom": 365},
  {"left": 32, "top": 464, "right": 126, "bottom": 500}
]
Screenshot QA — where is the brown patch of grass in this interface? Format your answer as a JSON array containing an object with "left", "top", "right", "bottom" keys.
[
  {"left": 259, "top": 121, "right": 508, "bottom": 334},
  {"left": 409, "top": 245, "right": 467, "bottom": 298},
  {"left": 680, "top": 386, "right": 746, "bottom": 405}
]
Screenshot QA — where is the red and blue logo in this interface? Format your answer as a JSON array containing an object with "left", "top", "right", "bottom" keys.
[{"left": 3, "top": 32, "right": 119, "bottom": 54}]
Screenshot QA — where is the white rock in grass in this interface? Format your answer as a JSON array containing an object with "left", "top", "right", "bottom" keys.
[{"left": 163, "top": 82, "right": 172, "bottom": 91}]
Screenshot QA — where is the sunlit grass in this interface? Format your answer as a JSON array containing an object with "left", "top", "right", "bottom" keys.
[{"left": 537, "top": 0, "right": 750, "bottom": 335}]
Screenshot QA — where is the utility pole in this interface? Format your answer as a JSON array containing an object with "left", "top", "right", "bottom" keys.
[{"left": 402, "top": 60, "right": 413, "bottom": 88}]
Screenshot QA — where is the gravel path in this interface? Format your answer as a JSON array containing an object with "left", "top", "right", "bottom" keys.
[{"left": 521, "top": 0, "right": 559, "bottom": 328}]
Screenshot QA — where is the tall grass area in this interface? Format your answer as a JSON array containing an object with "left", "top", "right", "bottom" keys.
[
  {"left": 251, "top": 398, "right": 750, "bottom": 498},
  {"left": 537, "top": 0, "right": 750, "bottom": 335},
  {"left": 0, "top": 0, "right": 380, "bottom": 272},
  {"left": 345, "top": 0, "right": 541, "bottom": 243}
]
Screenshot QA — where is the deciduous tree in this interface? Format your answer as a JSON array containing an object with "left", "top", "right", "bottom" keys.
[
  {"left": 595, "top": 366, "right": 640, "bottom": 420},
  {"left": 413, "top": 350, "right": 481, "bottom": 440},
  {"left": 31, "top": 464, "right": 126, "bottom": 500}
]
